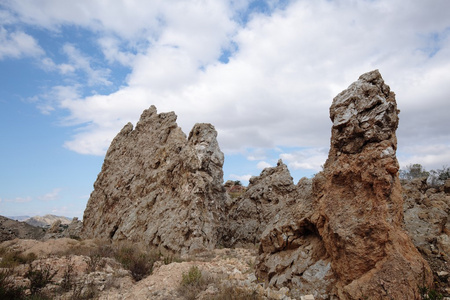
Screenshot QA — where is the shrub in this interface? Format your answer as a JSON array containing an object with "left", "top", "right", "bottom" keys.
[
  {"left": 25, "top": 263, "right": 57, "bottom": 295},
  {"left": 0, "top": 251, "right": 37, "bottom": 268},
  {"left": 418, "top": 285, "right": 444, "bottom": 300},
  {"left": 212, "top": 285, "right": 263, "bottom": 300},
  {"left": 0, "top": 268, "right": 26, "bottom": 299},
  {"left": 114, "top": 244, "right": 159, "bottom": 281},
  {"left": 181, "top": 265, "right": 203, "bottom": 286},
  {"left": 400, "top": 164, "right": 429, "bottom": 180},
  {"left": 179, "top": 265, "right": 213, "bottom": 300},
  {"left": 60, "top": 261, "right": 75, "bottom": 292}
]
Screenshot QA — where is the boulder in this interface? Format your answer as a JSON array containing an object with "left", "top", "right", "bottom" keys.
[{"left": 82, "top": 106, "right": 227, "bottom": 254}]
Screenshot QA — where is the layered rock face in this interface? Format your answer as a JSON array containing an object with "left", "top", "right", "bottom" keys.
[
  {"left": 313, "top": 70, "right": 432, "bottom": 298},
  {"left": 82, "top": 106, "right": 227, "bottom": 254}
]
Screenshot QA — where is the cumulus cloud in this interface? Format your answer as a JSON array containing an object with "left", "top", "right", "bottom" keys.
[
  {"left": 3, "top": 0, "right": 450, "bottom": 172},
  {"left": 0, "top": 26, "right": 43, "bottom": 59}
]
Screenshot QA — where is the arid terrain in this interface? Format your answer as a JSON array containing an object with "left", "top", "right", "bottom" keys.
[{"left": 1, "top": 70, "right": 449, "bottom": 300}]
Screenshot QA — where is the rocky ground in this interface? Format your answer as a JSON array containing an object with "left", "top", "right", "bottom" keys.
[{"left": 0, "top": 238, "right": 316, "bottom": 300}]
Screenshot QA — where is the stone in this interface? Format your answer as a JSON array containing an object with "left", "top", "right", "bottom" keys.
[
  {"left": 82, "top": 105, "right": 227, "bottom": 254},
  {"left": 224, "top": 160, "right": 297, "bottom": 246},
  {"left": 255, "top": 176, "right": 336, "bottom": 299},
  {"left": 47, "top": 220, "right": 62, "bottom": 233},
  {"left": 313, "top": 70, "right": 433, "bottom": 299}
]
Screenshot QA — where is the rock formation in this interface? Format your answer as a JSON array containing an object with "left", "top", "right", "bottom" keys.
[
  {"left": 313, "top": 69, "right": 433, "bottom": 298},
  {"left": 82, "top": 106, "right": 227, "bottom": 254},
  {"left": 224, "top": 160, "right": 297, "bottom": 246},
  {"left": 257, "top": 70, "right": 433, "bottom": 299}
]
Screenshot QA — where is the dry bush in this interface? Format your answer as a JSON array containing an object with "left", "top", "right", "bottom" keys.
[
  {"left": 114, "top": 243, "right": 160, "bottom": 281},
  {"left": 212, "top": 285, "right": 263, "bottom": 300},
  {"left": 0, "top": 250, "right": 37, "bottom": 268},
  {"left": 0, "top": 268, "right": 26, "bottom": 299}
]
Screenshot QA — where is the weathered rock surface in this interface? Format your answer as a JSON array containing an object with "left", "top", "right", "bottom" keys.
[
  {"left": 82, "top": 106, "right": 227, "bottom": 254},
  {"left": 256, "top": 176, "right": 336, "bottom": 299},
  {"left": 256, "top": 70, "right": 433, "bottom": 299},
  {"left": 313, "top": 70, "right": 432, "bottom": 299},
  {"left": 0, "top": 215, "right": 45, "bottom": 242},
  {"left": 402, "top": 177, "right": 450, "bottom": 293},
  {"left": 224, "top": 160, "right": 297, "bottom": 246}
]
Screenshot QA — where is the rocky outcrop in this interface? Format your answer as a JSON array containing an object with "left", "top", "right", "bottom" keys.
[
  {"left": 82, "top": 106, "right": 227, "bottom": 254},
  {"left": 402, "top": 178, "right": 450, "bottom": 293},
  {"left": 256, "top": 176, "right": 337, "bottom": 299},
  {"left": 224, "top": 160, "right": 297, "bottom": 246},
  {"left": 257, "top": 70, "right": 433, "bottom": 299},
  {"left": 403, "top": 178, "right": 450, "bottom": 257},
  {"left": 314, "top": 70, "right": 432, "bottom": 299}
]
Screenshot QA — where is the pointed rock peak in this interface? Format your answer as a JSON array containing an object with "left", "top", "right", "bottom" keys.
[{"left": 329, "top": 69, "right": 399, "bottom": 154}]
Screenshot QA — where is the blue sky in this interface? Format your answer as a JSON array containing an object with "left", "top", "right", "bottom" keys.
[{"left": 1, "top": 0, "right": 450, "bottom": 218}]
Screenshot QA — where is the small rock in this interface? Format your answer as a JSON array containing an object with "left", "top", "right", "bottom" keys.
[
  {"left": 301, "top": 295, "right": 315, "bottom": 300},
  {"left": 437, "top": 271, "right": 449, "bottom": 278},
  {"left": 247, "top": 273, "right": 257, "bottom": 283}
]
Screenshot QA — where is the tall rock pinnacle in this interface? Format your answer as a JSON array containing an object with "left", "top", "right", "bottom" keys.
[{"left": 313, "top": 70, "right": 432, "bottom": 299}]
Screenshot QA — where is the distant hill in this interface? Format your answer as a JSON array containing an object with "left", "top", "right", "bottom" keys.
[
  {"left": 24, "top": 215, "right": 72, "bottom": 227},
  {"left": 6, "top": 215, "right": 31, "bottom": 221},
  {"left": 0, "top": 215, "right": 45, "bottom": 242}
]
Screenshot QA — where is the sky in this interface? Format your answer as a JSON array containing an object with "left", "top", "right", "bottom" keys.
[{"left": 0, "top": 0, "right": 449, "bottom": 219}]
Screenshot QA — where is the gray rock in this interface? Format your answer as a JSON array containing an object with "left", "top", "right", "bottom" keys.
[{"left": 82, "top": 106, "right": 227, "bottom": 254}]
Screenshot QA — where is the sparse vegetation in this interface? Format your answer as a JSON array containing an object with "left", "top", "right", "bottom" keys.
[
  {"left": 114, "top": 243, "right": 160, "bottom": 281},
  {"left": 179, "top": 265, "right": 214, "bottom": 300},
  {"left": 25, "top": 263, "right": 57, "bottom": 295},
  {"left": 419, "top": 285, "right": 444, "bottom": 300},
  {"left": 0, "top": 250, "right": 37, "bottom": 268},
  {"left": 212, "top": 285, "right": 263, "bottom": 300},
  {"left": 400, "top": 163, "right": 430, "bottom": 180},
  {"left": 0, "top": 268, "right": 26, "bottom": 299},
  {"left": 60, "top": 260, "right": 75, "bottom": 292}
]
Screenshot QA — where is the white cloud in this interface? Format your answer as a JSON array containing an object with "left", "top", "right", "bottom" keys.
[
  {"left": 62, "top": 44, "right": 112, "bottom": 86},
  {"left": 38, "top": 188, "right": 62, "bottom": 201},
  {"left": 256, "top": 161, "right": 272, "bottom": 170},
  {"left": 0, "top": 26, "right": 43, "bottom": 59},
  {"left": 280, "top": 148, "right": 328, "bottom": 172},
  {"left": 229, "top": 174, "right": 252, "bottom": 183},
  {"left": 3, "top": 0, "right": 450, "bottom": 171},
  {"left": 2, "top": 196, "right": 32, "bottom": 203}
]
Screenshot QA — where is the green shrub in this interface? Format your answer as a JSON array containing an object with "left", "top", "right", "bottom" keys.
[
  {"left": 181, "top": 265, "right": 203, "bottom": 286},
  {"left": 178, "top": 265, "right": 214, "bottom": 300},
  {"left": 418, "top": 285, "right": 444, "bottom": 300}
]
